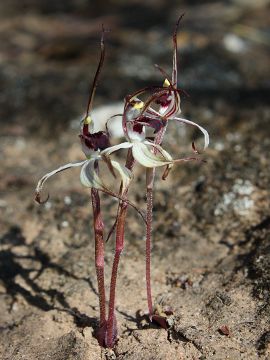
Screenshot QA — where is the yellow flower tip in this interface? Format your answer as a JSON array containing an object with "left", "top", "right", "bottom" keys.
[
  {"left": 163, "top": 78, "right": 170, "bottom": 87},
  {"left": 133, "top": 100, "right": 144, "bottom": 110},
  {"left": 83, "top": 115, "right": 92, "bottom": 125}
]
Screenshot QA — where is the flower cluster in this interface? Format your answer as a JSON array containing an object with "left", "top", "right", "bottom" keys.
[{"left": 35, "top": 16, "right": 209, "bottom": 348}]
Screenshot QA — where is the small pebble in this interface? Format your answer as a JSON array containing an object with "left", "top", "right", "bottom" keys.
[
  {"left": 64, "top": 196, "right": 72, "bottom": 205},
  {"left": 61, "top": 221, "right": 69, "bottom": 228}
]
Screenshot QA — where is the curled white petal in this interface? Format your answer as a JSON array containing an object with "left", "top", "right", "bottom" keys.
[
  {"left": 80, "top": 159, "right": 104, "bottom": 189},
  {"left": 172, "top": 116, "right": 209, "bottom": 150},
  {"left": 132, "top": 141, "right": 172, "bottom": 168},
  {"left": 111, "top": 160, "right": 133, "bottom": 193},
  {"left": 35, "top": 160, "right": 87, "bottom": 202},
  {"left": 144, "top": 140, "right": 173, "bottom": 161},
  {"left": 80, "top": 158, "right": 132, "bottom": 193},
  {"left": 101, "top": 142, "right": 132, "bottom": 156}
]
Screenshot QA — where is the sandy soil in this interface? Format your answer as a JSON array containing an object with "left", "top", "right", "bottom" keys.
[{"left": 0, "top": 1, "right": 269, "bottom": 359}]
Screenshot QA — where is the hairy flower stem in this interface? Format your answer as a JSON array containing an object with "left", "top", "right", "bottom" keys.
[
  {"left": 106, "top": 204, "right": 128, "bottom": 348},
  {"left": 145, "top": 168, "right": 155, "bottom": 317},
  {"left": 91, "top": 188, "right": 106, "bottom": 345},
  {"left": 146, "top": 112, "right": 197, "bottom": 328},
  {"left": 145, "top": 126, "right": 168, "bottom": 318},
  {"left": 106, "top": 150, "right": 134, "bottom": 348}
]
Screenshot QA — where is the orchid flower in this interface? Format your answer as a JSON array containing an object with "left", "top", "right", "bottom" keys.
[
  {"left": 123, "top": 14, "right": 209, "bottom": 154},
  {"left": 35, "top": 123, "right": 133, "bottom": 205},
  {"left": 102, "top": 99, "right": 175, "bottom": 170},
  {"left": 35, "top": 18, "right": 210, "bottom": 349},
  {"left": 144, "top": 15, "right": 184, "bottom": 120},
  {"left": 111, "top": 15, "right": 209, "bottom": 331},
  {"left": 35, "top": 29, "right": 140, "bottom": 349},
  {"left": 35, "top": 31, "right": 132, "bottom": 205}
]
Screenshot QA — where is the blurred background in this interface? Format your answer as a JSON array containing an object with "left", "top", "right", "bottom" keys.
[
  {"left": 0, "top": 1, "right": 270, "bottom": 358},
  {"left": 0, "top": 0, "right": 269, "bottom": 137}
]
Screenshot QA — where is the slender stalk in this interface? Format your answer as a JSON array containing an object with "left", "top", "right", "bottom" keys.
[
  {"left": 106, "top": 150, "right": 134, "bottom": 348},
  {"left": 86, "top": 29, "right": 106, "bottom": 117},
  {"left": 106, "top": 203, "right": 128, "bottom": 347},
  {"left": 144, "top": 14, "right": 184, "bottom": 317},
  {"left": 91, "top": 188, "right": 106, "bottom": 345},
  {"left": 145, "top": 126, "right": 168, "bottom": 318},
  {"left": 145, "top": 168, "right": 155, "bottom": 317}
]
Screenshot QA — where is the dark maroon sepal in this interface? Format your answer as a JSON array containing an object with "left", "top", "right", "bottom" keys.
[
  {"left": 80, "top": 131, "right": 110, "bottom": 151},
  {"left": 135, "top": 116, "right": 166, "bottom": 133}
]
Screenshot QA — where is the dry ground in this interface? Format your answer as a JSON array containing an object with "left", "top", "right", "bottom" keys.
[{"left": 0, "top": 1, "right": 269, "bottom": 359}]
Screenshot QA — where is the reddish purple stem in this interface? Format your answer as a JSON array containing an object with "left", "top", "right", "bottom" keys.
[
  {"left": 106, "top": 150, "right": 135, "bottom": 348},
  {"left": 145, "top": 169, "right": 155, "bottom": 316},
  {"left": 91, "top": 188, "right": 107, "bottom": 345},
  {"left": 106, "top": 203, "right": 128, "bottom": 347},
  {"left": 145, "top": 125, "right": 168, "bottom": 318}
]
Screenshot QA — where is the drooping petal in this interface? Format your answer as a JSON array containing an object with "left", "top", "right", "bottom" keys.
[
  {"left": 101, "top": 142, "right": 132, "bottom": 156},
  {"left": 80, "top": 158, "right": 132, "bottom": 193},
  {"left": 143, "top": 140, "right": 172, "bottom": 157},
  {"left": 80, "top": 159, "right": 145, "bottom": 221},
  {"left": 35, "top": 160, "right": 87, "bottom": 203},
  {"left": 131, "top": 141, "right": 173, "bottom": 168},
  {"left": 172, "top": 117, "right": 209, "bottom": 150},
  {"left": 80, "top": 159, "right": 104, "bottom": 190},
  {"left": 111, "top": 160, "right": 133, "bottom": 193}
]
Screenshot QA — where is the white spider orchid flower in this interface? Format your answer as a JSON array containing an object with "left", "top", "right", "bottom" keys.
[
  {"left": 125, "top": 89, "right": 209, "bottom": 153},
  {"left": 35, "top": 115, "right": 132, "bottom": 204},
  {"left": 101, "top": 100, "right": 175, "bottom": 169},
  {"left": 147, "top": 15, "right": 185, "bottom": 119},
  {"left": 122, "top": 15, "right": 209, "bottom": 153},
  {"left": 138, "top": 92, "right": 210, "bottom": 152}
]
